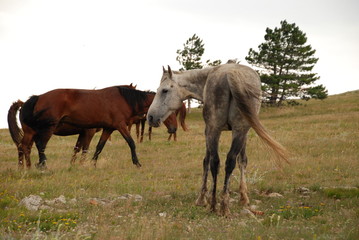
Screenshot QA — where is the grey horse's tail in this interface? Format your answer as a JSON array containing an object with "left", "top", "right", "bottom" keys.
[
  {"left": 227, "top": 70, "right": 289, "bottom": 166},
  {"left": 8, "top": 100, "right": 24, "bottom": 147}
]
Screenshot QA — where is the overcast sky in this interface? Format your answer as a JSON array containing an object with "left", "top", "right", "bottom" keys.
[{"left": 1, "top": 0, "right": 358, "bottom": 128}]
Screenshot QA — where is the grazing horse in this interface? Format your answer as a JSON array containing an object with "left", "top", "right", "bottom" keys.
[
  {"left": 128, "top": 103, "right": 188, "bottom": 142},
  {"left": 166, "top": 102, "right": 188, "bottom": 141},
  {"left": 9, "top": 86, "right": 155, "bottom": 169},
  {"left": 147, "top": 62, "right": 289, "bottom": 216},
  {"left": 7, "top": 100, "right": 101, "bottom": 164}
]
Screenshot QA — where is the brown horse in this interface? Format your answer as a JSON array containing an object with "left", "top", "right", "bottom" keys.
[
  {"left": 129, "top": 102, "right": 188, "bottom": 142},
  {"left": 8, "top": 84, "right": 138, "bottom": 165},
  {"left": 8, "top": 86, "right": 156, "bottom": 169},
  {"left": 165, "top": 103, "right": 188, "bottom": 141},
  {"left": 7, "top": 100, "right": 101, "bottom": 164}
]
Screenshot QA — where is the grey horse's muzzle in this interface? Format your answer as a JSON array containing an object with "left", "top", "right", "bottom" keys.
[{"left": 147, "top": 115, "right": 161, "bottom": 127}]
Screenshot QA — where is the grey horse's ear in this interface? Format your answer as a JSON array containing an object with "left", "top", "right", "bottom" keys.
[
  {"left": 167, "top": 65, "right": 173, "bottom": 78},
  {"left": 162, "top": 66, "right": 166, "bottom": 73}
]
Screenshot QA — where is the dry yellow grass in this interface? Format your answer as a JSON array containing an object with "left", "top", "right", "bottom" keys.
[{"left": 0, "top": 90, "right": 358, "bottom": 239}]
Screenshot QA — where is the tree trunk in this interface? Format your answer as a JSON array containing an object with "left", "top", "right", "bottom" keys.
[{"left": 187, "top": 99, "right": 191, "bottom": 113}]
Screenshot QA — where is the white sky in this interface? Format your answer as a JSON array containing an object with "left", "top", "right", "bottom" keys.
[{"left": 1, "top": 0, "right": 358, "bottom": 128}]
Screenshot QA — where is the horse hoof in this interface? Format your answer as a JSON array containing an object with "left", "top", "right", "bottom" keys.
[
  {"left": 135, "top": 162, "right": 142, "bottom": 168},
  {"left": 220, "top": 204, "right": 231, "bottom": 217},
  {"left": 195, "top": 197, "right": 207, "bottom": 207},
  {"left": 35, "top": 163, "right": 47, "bottom": 170}
]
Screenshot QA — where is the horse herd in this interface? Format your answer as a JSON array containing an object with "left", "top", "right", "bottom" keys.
[
  {"left": 7, "top": 61, "right": 289, "bottom": 216},
  {"left": 7, "top": 84, "right": 187, "bottom": 169}
]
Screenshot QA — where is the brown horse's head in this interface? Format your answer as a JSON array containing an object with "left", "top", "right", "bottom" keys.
[{"left": 163, "top": 112, "right": 178, "bottom": 134}]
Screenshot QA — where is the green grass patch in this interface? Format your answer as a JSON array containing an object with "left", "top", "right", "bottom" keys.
[{"left": 322, "top": 187, "right": 359, "bottom": 199}]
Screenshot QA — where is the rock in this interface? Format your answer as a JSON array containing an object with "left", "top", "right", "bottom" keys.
[
  {"left": 249, "top": 204, "right": 258, "bottom": 210},
  {"left": 134, "top": 194, "right": 143, "bottom": 202},
  {"left": 45, "top": 195, "right": 67, "bottom": 206},
  {"left": 39, "top": 205, "right": 53, "bottom": 210},
  {"left": 239, "top": 208, "right": 252, "bottom": 216},
  {"left": 297, "top": 187, "right": 311, "bottom": 195},
  {"left": 159, "top": 212, "right": 167, "bottom": 217},
  {"left": 19, "top": 195, "right": 43, "bottom": 211},
  {"left": 267, "top": 192, "right": 283, "bottom": 198},
  {"left": 88, "top": 198, "right": 109, "bottom": 205},
  {"left": 116, "top": 194, "right": 143, "bottom": 201},
  {"left": 54, "top": 195, "right": 67, "bottom": 204},
  {"left": 68, "top": 198, "right": 77, "bottom": 205}
]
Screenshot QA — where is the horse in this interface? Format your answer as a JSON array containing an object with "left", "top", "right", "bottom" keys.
[
  {"left": 8, "top": 86, "right": 156, "bottom": 169},
  {"left": 7, "top": 99, "right": 101, "bottom": 164},
  {"left": 166, "top": 102, "right": 188, "bottom": 141},
  {"left": 147, "top": 62, "right": 289, "bottom": 216},
  {"left": 129, "top": 102, "right": 188, "bottom": 142},
  {"left": 8, "top": 84, "right": 138, "bottom": 165}
]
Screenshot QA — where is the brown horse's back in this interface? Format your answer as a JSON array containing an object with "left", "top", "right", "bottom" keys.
[{"left": 34, "top": 88, "right": 131, "bottom": 129}]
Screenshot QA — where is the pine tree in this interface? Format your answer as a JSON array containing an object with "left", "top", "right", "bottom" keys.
[
  {"left": 176, "top": 34, "right": 221, "bottom": 111},
  {"left": 246, "top": 20, "right": 327, "bottom": 105}
]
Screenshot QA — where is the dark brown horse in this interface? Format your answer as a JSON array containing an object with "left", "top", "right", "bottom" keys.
[
  {"left": 7, "top": 100, "right": 101, "bottom": 164},
  {"left": 8, "top": 86, "right": 156, "bottom": 169}
]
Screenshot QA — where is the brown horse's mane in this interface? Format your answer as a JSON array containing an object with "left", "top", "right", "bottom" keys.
[{"left": 116, "top": 86, "right": 155, "bottom": 114}]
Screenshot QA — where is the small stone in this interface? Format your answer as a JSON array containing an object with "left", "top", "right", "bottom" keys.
[
  {"left": 267, "top": 192, "right": 283, "bottom": 198},
  {"left": 159, "top": 212, "right": 167, "bottom": 217},
  {"left": 19, "top": 195, "right": 43, "bottom": 211},
  {"left": 134, "top": 194, "right": 143, "bottom": 201}
]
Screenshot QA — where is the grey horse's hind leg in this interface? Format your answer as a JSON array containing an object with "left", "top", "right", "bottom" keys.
[
  {"left": 220, "top": 132, "right": 248, "bottom": 216},
  {"left": 237, "top": 136, "right": 250, "bottom": 206},
  {"left": 196, "top": 149, "right": 210, "bottom": 206},
  {"left": 204, "top": 127, "right": 221, "bottom": 213}
]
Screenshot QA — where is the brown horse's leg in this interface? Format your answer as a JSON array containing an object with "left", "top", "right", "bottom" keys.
[
  {"left": 19, "top": 127, "right": 35, "bottom": 169},
  {"left": 148, "top": 126, "right": 152, "bottom": 141},
  {"left": 34, "top": 128, "right": 55, "bottom": 169},
  {"left": 17, "top": 144, "right": 25, "bottom": 169},
  {"left": 135, "top": 122, "right": 140, "bottom": 142},
  {"left": 173, "top": 132, "right": 177, "bottom": 141},
  {"left": 71, "top": 134, "right": 83, "bottom": 165},
  {"left": 24, "top": 141, "right": 34, "bottom": 169},
  {"left": 196, "top": 149, "right": 210, "bottom": 207},
  {"left": 79, "top": 129, "right": 97, "bottom": 164},
  {"left": 117, "top": 123, "right": 141, "bottom": 168},
  {"left": 167, "top": 133, "right": 172, "bottom": 141},
  {"left": 139, "top": 118, "right": 145, "bottom": 143},
  {"left": 92, "top": 129, "right": 113, "bottom": 166}
]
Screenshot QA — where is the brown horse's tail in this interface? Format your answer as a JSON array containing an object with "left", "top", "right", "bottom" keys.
[
  {"left": 227, "top": 70, "right": 289, "bottom": 166},
  {"left": 178, "top": 103, "right": 189, "bottom": 131},
  {"left": 7, "top": 100, "right": 24, "bottom": 147}
]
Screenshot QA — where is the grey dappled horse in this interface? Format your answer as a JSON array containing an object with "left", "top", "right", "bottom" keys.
[{"left": 147, "top": 61, "right": 288, "bottom": 216}]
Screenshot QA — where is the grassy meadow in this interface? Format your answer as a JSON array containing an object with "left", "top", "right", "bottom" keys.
[{"left": 0, "top": 91, "right": 358, "bottom": 239}]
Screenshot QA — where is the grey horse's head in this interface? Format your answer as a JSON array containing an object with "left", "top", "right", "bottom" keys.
[{"left": 147, "top": 66, "right": 184, "bottom": 127}]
